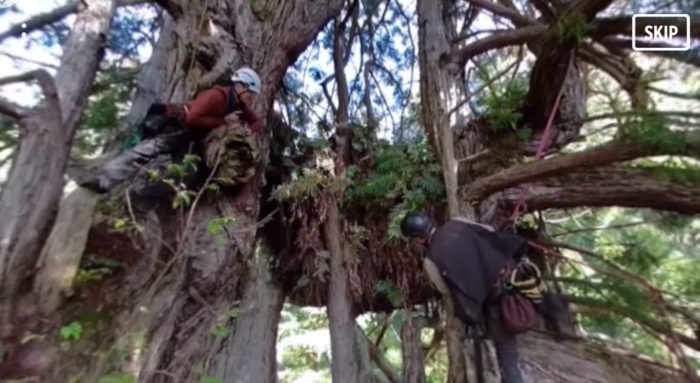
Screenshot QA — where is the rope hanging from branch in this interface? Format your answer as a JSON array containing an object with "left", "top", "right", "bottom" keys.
[{"left": 509, "top": 55, "right": 574, "bottom": 222}]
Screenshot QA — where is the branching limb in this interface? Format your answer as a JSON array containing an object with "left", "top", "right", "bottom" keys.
[
  {"left": 447, "top": 25, "right": 547, "bottom": 67},
  {"left": 493, "top": 166, "right": 700, "bottom": 215}
]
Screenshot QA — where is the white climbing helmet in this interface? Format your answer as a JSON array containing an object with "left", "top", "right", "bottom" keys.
[{"left": 232, "top": 67, "right": 261, "bottom": 94}]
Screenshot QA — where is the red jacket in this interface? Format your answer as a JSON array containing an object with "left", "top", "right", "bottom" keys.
[{"left": 183, "top": 85, "right": 262, "bottom": 134}]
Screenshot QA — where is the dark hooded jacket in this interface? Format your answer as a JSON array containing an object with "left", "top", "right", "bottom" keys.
[{"left": 426, "top": 219, "right": 527, "bottom": 325}]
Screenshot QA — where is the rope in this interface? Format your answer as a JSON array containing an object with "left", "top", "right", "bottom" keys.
[
  {"left": 509, "top": 56, "right": 574, "bottom": 222},
  {"left": 183, "top": 0, "right": 212, "bottom": 94}
]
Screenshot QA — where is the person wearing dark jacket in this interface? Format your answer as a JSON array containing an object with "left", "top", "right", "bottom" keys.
[
  {"left": 401, "top": 212, "right": 525, "bottom": 383},
  {"left": 81, "top": 67, "right": 263, "bottom": 194}
]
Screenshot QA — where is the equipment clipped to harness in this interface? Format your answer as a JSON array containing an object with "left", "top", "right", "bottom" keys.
[
  {"left": 508, "top": 257, "right": 545, "bottom": 303},
  {"left": 498, "top": 257, "right": 544, "bottom": 333}
]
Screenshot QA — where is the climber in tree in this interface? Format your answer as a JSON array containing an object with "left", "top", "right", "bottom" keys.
[
  {"left": 401, "top": 212, "right": 532, "bottom": 383},
  {"left": 81, "top": 67, "right": 263, "bottom": 194}
]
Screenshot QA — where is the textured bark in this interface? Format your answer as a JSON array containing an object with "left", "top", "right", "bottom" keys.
[
  {"left": 0, "top": 0, "right": 115, "bottom": 307},
  {"left": 519, "top": 332, "right": 688, "bottom": 383},
  {"left": 462, "top": 138, "right": 696, "bottom": 204},
  {"left": 325, "top": 14, "right": 376, "bottom": 383},
  {"left": 418, "top": 0, "right": 466, "bottom": 218},
  {"left": 32, "top": 188, "right": 99, "bottom": 314},
  {"left": 417, "top": 0, "right": 476, "bottom": 380},
  {"left": 128, "top": 0, "right": 346, "bottom": 378},
  {"left": 497, "top": 167, "right": 700, "bottom": 215},
  {"left": 401, "top": 313, "right": 426, "bottom": 383},
  {"left": 0, "top": 0, "right": 346, "bottom": 381},
  {"left": 32, "top": 16, "right": 175, "bottom": 315}
]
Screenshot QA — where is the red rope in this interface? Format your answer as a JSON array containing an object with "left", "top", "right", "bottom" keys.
[{"left": 509, "top": 59, "right": 572, "bottom": 222}]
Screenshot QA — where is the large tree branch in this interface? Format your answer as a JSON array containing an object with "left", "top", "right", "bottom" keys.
[
  {"left": 0, "top": 0, "right": 152, "bottom": 43},
  {"left": 446, "top": 25, "right": 547, "bottom": 66},
  {"left": 599, "top": 37, "right": 700, "bottom": 67},
  {"left": 0, "top": 97, "right": 29, "bottom": 120},
  {"left": 467, "top": 0, "right": 536, "bottom": 27},
  {"left": 497, "top": 166, "right": 700, "bottom": 215},
  {"left": 0, "top": 70, "right": 59, "bottom": 117},
  {"left": 464, "top": 132, "right": 699, "bottom": 203}
]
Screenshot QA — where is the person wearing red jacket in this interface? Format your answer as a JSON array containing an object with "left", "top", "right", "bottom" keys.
[{"left": 82, "top": 67, "right": 263, "bottom": 194}]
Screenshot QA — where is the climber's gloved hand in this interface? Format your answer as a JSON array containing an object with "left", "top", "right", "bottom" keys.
[{"left": 140, "top": 103, "right": 187, "bottom": 138}]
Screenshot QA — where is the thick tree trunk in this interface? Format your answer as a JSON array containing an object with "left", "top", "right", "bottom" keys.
[
  {"left": 0, "top": 0, "right": 345, "bottom": 381},
  {"left": 0, "top": 0, "right": 115, "bottom": 314},
  {"left": 125, "top": 0, "right": 346, "bottom": 376}
]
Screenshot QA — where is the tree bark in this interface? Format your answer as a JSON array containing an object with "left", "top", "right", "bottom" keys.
[
  {"left": 401, "top": 312, "right": 426, "bottom": 383},
  {"left": 0, "top": 0, "right": 346, "bottom": 381},
  {"left": 32, "top": 15, "right": 176, "bottom": 315},
  {"left": 325, "top": 14, "right": 376, "bottom": 383},
  {"left": 0, "top": 0, "right": 115, "bottom": 308},
  {"left": 497, "top": 167, "right": 700, "bottom": 215}
]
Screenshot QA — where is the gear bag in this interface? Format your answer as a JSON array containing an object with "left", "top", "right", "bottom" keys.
[
  {"left": 497, "top": 258, "right": 544, "bottom": 333},
  {"left": 204, "top": 113, "right": 260, "bottom": 184}
]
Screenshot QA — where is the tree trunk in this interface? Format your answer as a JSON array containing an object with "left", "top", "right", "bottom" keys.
[
  {"left": 417, "top": 0, "right": 474, "bottom": 380},
  {"left": 0, "top": 0, "right": 115, "bottom": 318},
  {"left": 32, "top": 15, "right": 176, "bottom": 315},
  {"left": 0, "top": 0, "right": 345, "bottom": 381},
  {"left": 325, "top": 14, "right": 376, "bottom": 383},
  {"left": 401, "top": 312, "right": 426, "bottom": 383}
]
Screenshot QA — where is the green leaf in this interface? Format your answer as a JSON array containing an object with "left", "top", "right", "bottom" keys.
[
  {"left": 59, "top": 321, "right": 83, "bottom": 341},
  {"left": 167, "top": 164, "right": 187, "bottom": 178},
  {"left": 215, "top": 177, "right": 235, "bottom": 186},
  {"left": 373, "top": 280, "right": 402, "bottom": 307},
  {"left": 228, "top": 306, "right": 243, "bottom": 318},
  {"left": 214, "top": 236, "right": 228, "bottom": 246},
  {"left": 295, "top": 275, "right": 310, "bottom": 290},
  {"left": 207, "top": 183, "right": 221, "bottom": 193},
  {"left": 211, "top": 325, "right": 230, "bottom": 337},
  {"left": 516, "top": 128, "right": 532, "bottom": 141},
  {"left": 148, "top": 170, "right": 160, "bottom": 181},
  {"left": 96, "top": 375, "right": 135, "bottom": 383},
  {"left": 114, "top": 219, "right": 126, "bottom": 230},
  {"left": 206, "top": 216, "right": 236, "bottom": 236},
  {"left": 184, "top": 154, "right": 201, "bottom": 171},
  {"left": 200, "top": 378, "right": 222, "bottom": 383}
]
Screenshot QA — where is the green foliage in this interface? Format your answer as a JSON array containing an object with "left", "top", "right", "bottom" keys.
[
  {"left": 373, "top": 280, "right": 402, "bottom": 307},
  {"left": 206, "top": 216, "right": 236, "bottom": 246},
  {"left": 345, "top": 142, "right": 444, "bottom": 238},
  {"left": 553, "top": 12, "right": 590, "bottom": 44},
  {"left": 60, "top": 321, "right": 83, "bottom": 341},
  {"left": 641, "top": 162, "right": 700, "bottom": 188},
  {"left": 75, "top": 255, "right": 123, "bottom": 285},
  {"left": 96, "top": 375, "right": 135, "bottom": 383},
  {"left": 173, "top": 190, "right": 197, "bottom": 209},
  {"left": 476, "top": 78, "right": 528, "bottom": 131},
  {"left": 553, "top": 207, "right": 700, "bottom": 364},
  {"left": 211, "top": 325, "right": 230, "bottom": 337},
  {"left": 619, "top": 113, "right": 686, "bottom": 153},
  {"left": 273, "top": 170, "right": 329, "bottom": 201},
  {"left": 200, "top": 378, "right": 222, "bottom": 383}
]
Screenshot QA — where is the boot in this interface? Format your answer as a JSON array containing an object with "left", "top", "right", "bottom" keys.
[{"left": 80, "top": 133, "right": 183, "bottom": 194}]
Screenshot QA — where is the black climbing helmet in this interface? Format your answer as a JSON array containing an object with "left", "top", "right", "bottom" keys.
[{"left": 400, "top": 212, "right": 433, "bottom": 238}]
